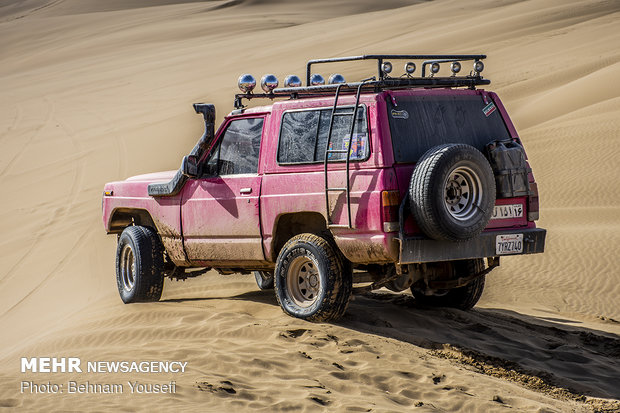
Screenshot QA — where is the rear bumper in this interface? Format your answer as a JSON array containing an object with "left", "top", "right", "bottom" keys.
[{"left": 398, "top": 227, "right": 546, "bottom": 264}]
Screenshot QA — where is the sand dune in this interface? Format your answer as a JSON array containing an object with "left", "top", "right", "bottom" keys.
[{"left": 1, "top": 0, "right": 619, "bottom": 411}]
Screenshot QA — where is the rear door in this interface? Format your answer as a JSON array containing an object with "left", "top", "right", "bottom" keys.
[
  {"left": 181, "top": 116, "right": 265, "bottom": 263},
  {"left": 386, "top": 91, "right": 528, "bottom": 233}
]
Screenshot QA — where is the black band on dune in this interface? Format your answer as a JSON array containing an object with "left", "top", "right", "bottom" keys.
[{"left": 148, "top": 104, "right": 215, "bottom": 197}]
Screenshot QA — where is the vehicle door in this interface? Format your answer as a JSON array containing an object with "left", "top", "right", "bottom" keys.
[{"left": 181, "top": 116, "right": 265, "bottom": 264}]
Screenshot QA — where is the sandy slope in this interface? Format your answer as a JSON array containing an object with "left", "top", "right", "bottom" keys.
[{"left": 0, "top": 0, "right": 619, "bottom": 411}]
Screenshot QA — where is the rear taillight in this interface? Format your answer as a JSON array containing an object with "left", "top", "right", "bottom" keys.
[
  {"left": 528, "top": 182, "right": 539, "bottom": 221},
  {"left": 381, "top": 190, "right": 400, "bottom": 232}
]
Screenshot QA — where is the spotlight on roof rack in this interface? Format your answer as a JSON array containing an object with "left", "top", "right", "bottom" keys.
[
  {"left": 260, "top": 74, "right": 279, "bottom": 93},
  {"left": 474, "top": 60, "right": 484, "bottom": 74},
  {"left": 430, "top": 62, "right": 441, "bottom": 76},
  {"left": 450, "top": 61, "right": 461, "bottom": 76},
  {"left": 328, "top": 74, "right": 346, "bottom": 84},
  {"left": 404, "top": 62, "right": 416, "bottom": 75},
  {"left": 381, "top": 61, "right": 393, "bottom": 76},
  {"left": 283, "top": 75, "right": 302, "bottom": 88},
  {"left": 238, "top": 74, "right": 256, "bottom": 93},
  {"left": 310, "top": 74, "right": 325, "bottom": 86}
]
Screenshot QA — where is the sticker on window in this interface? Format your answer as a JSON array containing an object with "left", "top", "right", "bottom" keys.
[
  {"left": 328, "top": 134, "right": 367, "bottom": 160},
  {"left": 391, "top": 109, "right": 409, "bottom": 119},
  {"left": 482, "top": 102, "right": 497, "bottom": 117}
]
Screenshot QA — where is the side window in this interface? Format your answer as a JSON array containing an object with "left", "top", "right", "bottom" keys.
[
  {"left": 317, "top": 107, "right": 368, "bottom": 162},
  {"left": 204, "top": 117, "right": 264, "bottom": 175},
  {"left": 277, "top": 107, "right": 368, "bottom": 164},
  {"left": 277, "top": 110, "right": 319, "bottom": 163}
]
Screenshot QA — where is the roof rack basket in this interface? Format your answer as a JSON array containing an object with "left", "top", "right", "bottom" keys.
[{"left": 234, "top": 54, "right": 489, "bottom": 109}]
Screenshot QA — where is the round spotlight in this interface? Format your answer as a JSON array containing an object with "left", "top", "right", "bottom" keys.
[
  {"left": 328, "top": 73, "right": 346, "bottom": 84},
  {"left": 382, "top": 61, "right": 393, "bottom": 75},
  {"left": 310, "top": 74, "right": 325, "bottom": 86},
  {"left": 283, "top": 75, "right": 302, "bottom": 88},
  {"left": 260, "top": 74, "right": 279, "bottom": 92},
  {"left": 430, "top": 62, "right": 441, "bottom": 74},
  {"left": 450, "top": 61, "right": 462, "bottom": 75},
  {"left": 474, "top": 60, "right": 484, "bottom": 73},
  {"left": 238, "top": 74, "right": 256, "bottom": 93},
  {"left": 404, "top": 62, "right": 416, "bottom": 75}
]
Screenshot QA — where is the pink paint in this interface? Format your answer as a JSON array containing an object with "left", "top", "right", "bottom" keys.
[{"left": 102, "top": 86, "right": 541, "bottom": 269}]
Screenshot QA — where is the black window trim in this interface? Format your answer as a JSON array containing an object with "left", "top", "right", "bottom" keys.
[{"left": 276, "top": 104, "right": 371, "bottom": 166}]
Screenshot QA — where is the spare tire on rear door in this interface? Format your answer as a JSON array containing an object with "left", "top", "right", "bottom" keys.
[{"left": 409, "top": 143, "right": 495, "bottom": 242}]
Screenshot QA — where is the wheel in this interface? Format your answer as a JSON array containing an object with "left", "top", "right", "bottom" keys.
[
  {"left": 411, "top": 259, "right": 485, "bottom": 310},
  {"left": 409, "top": 144, "right": 495, "bottom": 241},
  {"left": 115, "top": 226, "right": 165, "bottom": 303},
  {"left": 254, "top": 271, "right": 274, "bottom": 290},
  {"left": 274, "top": 233, "right": 352, "bottom": 322}
]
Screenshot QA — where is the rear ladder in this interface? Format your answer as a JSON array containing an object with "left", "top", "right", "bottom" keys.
[{"left": 323, "top": 81, "right": 367, "bottom": 229}]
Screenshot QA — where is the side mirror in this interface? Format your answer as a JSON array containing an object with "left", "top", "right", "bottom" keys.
[{"left": 181, "top": 155, "right": 199, "bottom": 178}]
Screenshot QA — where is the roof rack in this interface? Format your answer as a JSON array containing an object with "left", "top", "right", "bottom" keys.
[{"left": 234, "top": 54, "right": 489, "bottom": 109}]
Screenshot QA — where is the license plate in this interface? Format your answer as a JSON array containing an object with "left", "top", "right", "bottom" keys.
[
  {"left": 496, "top": 234, "right": 524, "bottom": 255},
  {"left": 491, "top": 204, "right": 524, "bottom": 220}
]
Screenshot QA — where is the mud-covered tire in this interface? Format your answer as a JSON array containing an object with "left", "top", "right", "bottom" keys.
[
  {"left": 411, "top": 259, "right": 485, "bottom": 310},
  {"left": 409, "top": 144, "right": 495, "bottom": 241},
  {"left": 254, "top": 271, "right": 274, "bottom": 290},
  {"left": 274, "top": 233, "right": 352, "bottom": 322},
  {"left": 115, "top": 226, "right": 165, "bottom": 303}
]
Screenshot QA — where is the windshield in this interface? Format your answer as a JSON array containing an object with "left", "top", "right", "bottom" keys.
[{"left": 387, "top": 94, "right": 511, "bottom": 163}]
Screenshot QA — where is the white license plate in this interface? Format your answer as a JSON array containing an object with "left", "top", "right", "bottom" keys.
[
  {"left": 496, "top": 234, "right": 524, "bottom": 255},
  {"left": 491, "top": 204, "right": 524, "bottom": 220}
]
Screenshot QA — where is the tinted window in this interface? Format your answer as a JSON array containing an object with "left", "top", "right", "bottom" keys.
[
  {"left": 387, "top": 95, "right": 511, "bottom": 163},
  {"left": 204, "top": 118, "right": 263, "bottom": 175},
  {"left": 278, "top": 107, "right": 368, "bottom": 164}
]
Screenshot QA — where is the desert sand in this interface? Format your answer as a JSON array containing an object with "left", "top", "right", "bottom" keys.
[{"left": 1, "top": 0, "right": 619, "bottom": 411}]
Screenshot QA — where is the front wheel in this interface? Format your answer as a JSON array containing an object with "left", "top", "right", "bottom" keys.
[
  {"left": 274, "top": 233, "right": 352, "bottom": 322},
  {"left": 115, "top": 226, "right": 165, "bottom": 303}
]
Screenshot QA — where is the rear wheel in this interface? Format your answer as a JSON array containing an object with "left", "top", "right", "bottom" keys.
[
  {"left": 411, "top": 259, "right": 485, "bottom": 310},
  {"left": 274, "top": 233, "right": 352, "bottom": 322},
  {"left": 115, "top": 226, "right": 165, "bottom": 303}
]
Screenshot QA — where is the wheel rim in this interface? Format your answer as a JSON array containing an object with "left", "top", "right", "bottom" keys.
[
  {"left": 286, "top": 255, "right": 321, "bottom": 308},
  {"left": 120, "top": 244, "right": 136, "bottom": 292},
  {"left": 443, "top": 166, "right": 483, "bottom": 221}
]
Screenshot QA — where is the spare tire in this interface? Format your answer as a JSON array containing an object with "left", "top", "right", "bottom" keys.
[{"left": 409, "top": 144, "right": 495, "bottom": 241}]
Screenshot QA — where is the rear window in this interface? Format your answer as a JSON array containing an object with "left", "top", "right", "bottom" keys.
[
  {"left": 387, "top": 94, "right": 511, "bottom": 163},
  {"left": 278, "top": 106, "right": 368, "bottom": 164}
]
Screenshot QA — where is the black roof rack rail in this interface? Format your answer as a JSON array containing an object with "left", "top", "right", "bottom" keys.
[
  {"left": 233, "top": 54, "right": 488, "bottom": 109},
  {"left": 305, "top": 54, "right": 486, "bottom": 85}
]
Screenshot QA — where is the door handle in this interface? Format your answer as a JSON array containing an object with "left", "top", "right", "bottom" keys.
[{"left": 240, "top": 188, "right": 252, "bottom": 194}]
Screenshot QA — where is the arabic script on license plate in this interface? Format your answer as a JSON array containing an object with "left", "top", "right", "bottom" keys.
[{"left": 491, "top": 204, "right": 523, "bottom": 220}]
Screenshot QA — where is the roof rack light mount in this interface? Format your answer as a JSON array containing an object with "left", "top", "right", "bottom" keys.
[
  {"left": 233, "top": 54, "right": 488, "bottom": 109},
  {"left": 306, "top": 54, "right": 486, "bottom": 85}
]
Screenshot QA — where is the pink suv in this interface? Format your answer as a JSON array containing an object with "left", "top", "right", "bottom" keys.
[{"left": 102, "top": 54, "right": 545, "bottom": 321}]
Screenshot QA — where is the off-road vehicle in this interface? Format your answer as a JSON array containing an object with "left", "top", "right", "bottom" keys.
[{"left": 102, "top": 54, "right": 546, "bottom": 321}]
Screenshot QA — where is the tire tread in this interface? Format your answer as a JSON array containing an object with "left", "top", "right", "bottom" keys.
[
  {"left": 274, "top": 233, "right": 352, "bottom": 322},
  {"left": 116, "top": 226, "right": 164, "bottom": 303}
]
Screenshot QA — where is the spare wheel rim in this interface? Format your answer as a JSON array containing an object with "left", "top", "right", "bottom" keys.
[{"left": 443, "top": 166, "right": 483, "bottom": 221}]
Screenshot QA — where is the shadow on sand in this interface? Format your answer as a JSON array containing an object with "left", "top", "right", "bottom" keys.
[{"left": 162, "top": 289, "right": 620, "bottom": 403}]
